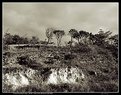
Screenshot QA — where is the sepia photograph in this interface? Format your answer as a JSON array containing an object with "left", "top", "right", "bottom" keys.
[{"left": 2, "top": 2, "right": 119, "bottom": 93}]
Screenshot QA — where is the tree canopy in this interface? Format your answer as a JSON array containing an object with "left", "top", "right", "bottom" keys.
[{"left": 53, "top": 30, "right": 65, "bottom": 47}]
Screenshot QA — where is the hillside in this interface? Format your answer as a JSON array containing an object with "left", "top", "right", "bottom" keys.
[{"left": 2, "top": 44, "right": 118, "bottom": 92}]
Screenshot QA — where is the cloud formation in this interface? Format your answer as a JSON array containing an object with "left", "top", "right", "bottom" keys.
[{"left": 3, "top": 3, "right": 118, "bottom": 45}]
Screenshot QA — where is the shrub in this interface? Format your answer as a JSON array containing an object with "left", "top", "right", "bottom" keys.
[
  {"left": 15, "top": 85, "right": 42, "bottom": 92},
  {"left": 96, "top": 46, "right": 108, "bottom": 55},
  {"left": 17, "top": 55, "right": 30, "bottom": 66},
  {"left": 72, "top": 43, "right": 91, "bottom": 53},
  {"left": 64, "top": 53, "right": 75, "bottom": 60},
  {"left": 3, "top": 52, "right": 11, "bottom": 57},
  {"left": 44, "top": 58, "right": 54, "bottom": 64},
  {"left": 100, "top": 82, "right": 118, "bottom": 92},
  {"left": 17, "top": 55, "right": 42, "bottom": 70},
  {"left": 3, "top": 45, "right": 9, "bottom": 51},
  {"left": 106, "top": 44, "right": 118, "bottom": 59}
]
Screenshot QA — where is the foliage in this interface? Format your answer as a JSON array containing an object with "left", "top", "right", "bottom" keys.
[
  {"left": 94, "top": 30, "right": 112, "bottom": 47},
  {"left": 72, "top": 32, "right": 80, "bottom": 43},
  {"left": 68, "top": 29, "right": 90, "bottom": 45},
  {"left": 53, "top": 30, "right": 65, "bottom": 47},
  {"left": 109, "top": 34, "right": 118, "bottom": 47},
  {"left": 106, "top": 44, "right": 118, "bottom": 59},
  {"left": 69, "top": 29, "right": 79, "bottom": 46},
  {"left": 30, "top": 36, "right": 39, "bottom": 45},
  {"left": 89, "top": 33, "right": 96, "bottom": 44},
  {"left": 3, "top": 27, "right": 118, "bottom": 93},
  {"left": 72, "top": 43, "right": 91, "bottom": 53},
  {"left": 17, "top": 55, "right": 42, "bottom": 70},
  {"left": 78, "top": 30, "right": 90, "bottom": 44},
  {"left": 12, "top": 35, "right": 21, "bottom": 44},
  {"left": 17, "top": 55, "right": 30, "bottom": 66},
  {"left": 3, "top": 33, "right": 13, "bottom": 45},
  {"left": 79, "top": 30, "right": 89, "bottom": 38},
  {"left": 3, "top": 33, "right": 30, "bottom": 45},
  {"left": 64, "top": 53, "right": 75, "bottom": 60},
  {"left": 46, "top": 28, "right": 54, "bottom": 44},
  {"left": 69, "top": 29, "right": 78, "bottom": 37}
]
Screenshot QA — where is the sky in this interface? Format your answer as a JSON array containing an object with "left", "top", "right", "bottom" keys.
[{"left": 2, "top": 3, "right": 118, "bottom": 45}]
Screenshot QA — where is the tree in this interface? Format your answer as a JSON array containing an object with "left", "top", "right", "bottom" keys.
[
  {"left": 72, "top": 32, "right": 80, "bottom": 43},
  {"left": 106, "top": 34, "right": 118, "bottom": 59},
  {"left": 12, "top": 35, "right": 21, "bottom": 44},
  {"left": 98, "top": 29, "right": 104, "bottom": 34},
  {"left": 3, "top": 33, "right": 13, "bottom": 45},
  {"left": 69, "top": 29, "right": 78, "bottom": 47},
  {"left": 53, "top": 30, "right": 65, "bottom": 47},
  {"left": 46, "top": 28, "right": 54, "bottom": 44},
  {"left": 79, "top": 30, "right": 89, "bottom": 44},
  {"left": 109, "top": 34, "right": 118, "bottom": 47},
  {"left": 89, "top": 33, "right": 96, "bottom": 44},
  {"left": 94, "top": 29, "right": 112, "bottom": 47},
  {"left": 20, "top": 37, "right": 29, "bottom": 44},
  {"left": 30, "top": 36, "right": 39, "bottom": 45}
]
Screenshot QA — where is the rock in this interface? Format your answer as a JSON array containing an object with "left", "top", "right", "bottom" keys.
[
  {"left": 3, "top": 68, "right": 41, "bottom": 91},
  {"left": 47, "top": 67, "right": 85, "bottom": 84}
]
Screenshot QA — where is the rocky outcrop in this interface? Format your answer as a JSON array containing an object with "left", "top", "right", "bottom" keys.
[
  {"left": 3, "top": 66, "right": 85, "bottom": 91},
  {"left": 47, "top": 67, "right": 85, "bottom": 84}
]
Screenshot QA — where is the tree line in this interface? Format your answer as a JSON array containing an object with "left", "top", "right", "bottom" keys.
[
  {"left": 3, "top": 28, "right": 118, "bottom": 48},
  {"left": 3, "top": 34, "right": 40, "bottom": 45},
  {"left": 45, "top": 28, "right": 118, "bottom": 48}
]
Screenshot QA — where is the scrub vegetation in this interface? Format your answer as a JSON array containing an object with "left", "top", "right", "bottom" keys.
[{"left": 3, "top": 28, "right": 118, "bottom": 92}]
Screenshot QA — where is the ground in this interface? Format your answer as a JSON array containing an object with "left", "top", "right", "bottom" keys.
[{"left": 2, "top": 44, "right": 118, "bottom": 92}]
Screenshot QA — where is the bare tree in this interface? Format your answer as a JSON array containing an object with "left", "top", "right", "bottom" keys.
[
  {"left": 46, "top": 28, "right": 54, "bottom": 44},
  {"left": 53, "top": 30, "right": 65, "bottom": 47}
]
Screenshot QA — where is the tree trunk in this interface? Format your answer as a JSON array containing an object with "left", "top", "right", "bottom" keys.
[
  {"left": 47, "top": 38, "right": 49, "bottom": 45},
  {"left": 70, "top": 36, "right": 73, "bottom": 47},
  {"left": 57, "top": 39, "right": 59, "bottom": 47},
  {"left": 58, "top": 38, "right": 61, "bottom": 47}
]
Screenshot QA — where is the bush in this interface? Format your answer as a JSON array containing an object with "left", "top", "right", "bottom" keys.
[
  {"left": 96, "top": 46, "right": 109, "bottom": 55},
  {"left": 3, "top": 45, "right": 9, "bottom": 51},
  {"left": 17, "top": 55, "right": 42, "bottom": 70},
  {"left": 3, "top": 52, "right": 11, "bottom": 57},
  {"left": 100, "top": 82, "right": 118, "bottom": 92},
  {"left": 17, "top": 55, "right": 30, "bottom": 66},
  {"left": 44, "top": 58, "right": 54, "bottom": 64},
  {"left": 64, "top": 53, "right": 75, "bottom": 60},
  {"left": 15, "top": 85, "right": 42, "bottom": 92},
  {"left": 72, "top": 43, "right": 91, "bottom": 53},
  {"left": 106, "top": 44, "right": 118, "bottom": 59}
]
